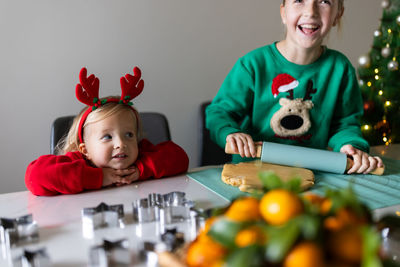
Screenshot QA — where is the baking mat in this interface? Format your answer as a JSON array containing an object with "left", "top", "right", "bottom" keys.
[{"left": 187, "top": 157, "right": 400, "bottom": 210}]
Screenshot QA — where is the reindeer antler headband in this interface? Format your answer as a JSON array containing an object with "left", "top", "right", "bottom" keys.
[{"left": 76, "top": 66, "right": 144, "bottom": 143}]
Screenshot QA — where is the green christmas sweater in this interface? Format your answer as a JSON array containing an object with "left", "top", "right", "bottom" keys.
[{"left": 206, "top": 43, "right": 369, "bottom": 162}]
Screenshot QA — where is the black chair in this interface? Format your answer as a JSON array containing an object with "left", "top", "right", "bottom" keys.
[
  {"left": 199, "top": 101, "right": 231, "bottom": 166},
  {"left": 50, "top": 112, "right": 171, "bottom": 154}
]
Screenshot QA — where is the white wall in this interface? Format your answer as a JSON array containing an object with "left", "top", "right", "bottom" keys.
[{"left": 0, "top": 0, "right": 381, "bottom": 194}]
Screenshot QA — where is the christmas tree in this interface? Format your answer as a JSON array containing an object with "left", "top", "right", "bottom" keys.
[{"left": 357, "top": 0, "right": 400, "bottom": 146}]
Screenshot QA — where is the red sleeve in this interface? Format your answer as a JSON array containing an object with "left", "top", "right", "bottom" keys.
[
  {"left": 25, "top": 151, "right": 103, "bottom": 196},
  {"left": 135, "top": 139, "right": 189, "bottom": 180}
]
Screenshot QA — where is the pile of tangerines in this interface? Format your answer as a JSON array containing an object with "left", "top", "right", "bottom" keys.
[{"left": 185, "top": 172, "right": 392, "bottom": 267}]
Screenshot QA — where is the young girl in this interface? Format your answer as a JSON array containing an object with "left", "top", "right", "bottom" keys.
[
  {"left": 206, "top": 0, "right": 384, "bottom": 174},
  {"left": 25, "top": 67, "right": 189, "bottom": 196}
]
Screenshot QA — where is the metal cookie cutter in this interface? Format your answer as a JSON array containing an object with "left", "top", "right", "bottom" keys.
[
  {"left": 88, "top": 239, "right": 133, "bottom": 267},
  {"left": 12, "top": 247, "right": 51, "bottom": 267},
  {"left": 161, "top": 191, "right": 195, "bottom": 224},
  {"left": 0, "top": 214, "right": 39, "bottom": 249},
  {"left": 132, "top": 193, "right": 163, "bottom": 223},
  {"left": 160, "top": 228, "right": 185, "bottom": 252},
  {"left": 137, "top": 241, "right": 163, "bottom": 267},
  {"left": 82, "top": 202, "right": 124, "bottom": 229},
  {"left": 138, "top": 228, "right": 185, "bottom": 267},
  {"left": 132, "top": 192, "right": 195, "bottom": 224},
  {"left": 82, "top": 202, "right": 125, "bottom": 239}
]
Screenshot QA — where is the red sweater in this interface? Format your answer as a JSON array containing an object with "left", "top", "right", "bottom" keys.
[{"left": 25, "top": 139, "right": 189, "bottom": 196}]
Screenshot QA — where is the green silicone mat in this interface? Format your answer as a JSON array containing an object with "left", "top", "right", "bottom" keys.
[{"left": 187, "top": 157, "right": 400, "bottom": 210}]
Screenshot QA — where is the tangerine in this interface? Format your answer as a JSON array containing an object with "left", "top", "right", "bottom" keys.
[
  {"left": 327, "top": 226, "right": 363, "bottom": 264},
  {"left": 234, "top": 225, "right": 266, "bottom": 247},
  {"left": 186, "top": 235, "right": 227, "bottom": 267},
  {"left": 283, "top": 241, "right": 325, "bottom": 267},
  {"left": 324, "top": 208, "right": 367, "bottom": 231},
  {"left": 225, "top": 196, "right": 261, "bottom": 222},
  {"left": 303, "top": 193, "right": 325, "bottom": 205},
  {"left": 320, "top": 198, "right": 332, "bottom": 214},
  {"left": 259, "top": 189, "right": 303, "bottom": 225}
]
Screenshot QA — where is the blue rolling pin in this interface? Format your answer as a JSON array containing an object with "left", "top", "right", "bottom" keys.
[{"left": 225, "top": 142, "right": 384, "bottom": 175}]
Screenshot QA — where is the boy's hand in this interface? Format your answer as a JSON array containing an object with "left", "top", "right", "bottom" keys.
[
  {"left": 226, "top": 133, "right": 258, "bottom": 158},
  {"left": 102, "top": 166, "right": 140, "bottom": 187},
  {"left": 340, "top": 144, "right": 384, "bottom": 174}
]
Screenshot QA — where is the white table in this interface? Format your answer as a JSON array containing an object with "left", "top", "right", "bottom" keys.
[
  {"left": 0, "top": 144, "right": 398, "bottom": 266},
  {"left": 0, "top": 175, "right": 229, "bottom": 266}
]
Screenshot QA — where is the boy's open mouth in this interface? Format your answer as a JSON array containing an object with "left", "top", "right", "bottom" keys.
[{"left": 298, "top": 24, "right": 320, "bottom": 35}]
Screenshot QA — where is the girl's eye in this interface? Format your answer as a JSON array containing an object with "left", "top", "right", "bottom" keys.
[
  {"left": 321, "top": 0, "right": 331, "bottom": 5},
  {"left": 294, "top": 0, "right": 303, "bottom": 3},
  {"left": 101, "top": 134, "right": 112, "bottom": 140},
  {"left": 126, "top": 132, "right": 135, "bottom": 138}
]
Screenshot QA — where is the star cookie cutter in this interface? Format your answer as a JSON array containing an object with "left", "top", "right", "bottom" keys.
[
  {"left": 81, "top": 202, "right": 125, "bottom": 239},
  {"left": 88, "top": 239, "right": 133, "bottom": 267},
  {"left": 0, "top": 214, "right": 39, "bottom": 248},
  {"left": 12, "top": 247, "right": 51, "bottom": 267}
]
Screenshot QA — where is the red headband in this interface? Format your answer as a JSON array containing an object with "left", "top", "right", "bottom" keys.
[{"left": 76, "top": 67, "right": 144, "bottom": 143}]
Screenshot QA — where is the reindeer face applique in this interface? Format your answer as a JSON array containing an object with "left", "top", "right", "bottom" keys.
[{"left": 270, "top": 74, "right": 317, "bottom": 142}]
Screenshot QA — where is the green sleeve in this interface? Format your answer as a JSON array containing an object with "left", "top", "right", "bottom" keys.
[
  {"left": 327, "top": 66, "right": 370, "bottom": 152},
  {"left": 205, "top": 59, "right": 254, "bottom": 148}
]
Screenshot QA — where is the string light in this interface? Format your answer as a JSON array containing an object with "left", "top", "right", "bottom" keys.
[
  {"left": 375, "top": 75, "right": 380, "bottom": 80},
  {"left": 363, "top": 125, "right": 370, "bottom": 130},
  {"left": 388, "top": 28, "right": 392, "bottom": 34},
  {"left": 367, "top": 81, "right": 372, "bottom": 87},
  {"left": 383, "top": 136, "right": 388, "bottom": 142},
  {"left": 385, "top": 101, "right": 391, "bottom": 106},
  {"left": 374, "top": 68, "right": 379, "bottom": 73},
  {"left": 385, "top": 137, "right": 391, "bottom": 146},
  {"left": 379, "top": 90, "right": 383, "bottom": 95}
]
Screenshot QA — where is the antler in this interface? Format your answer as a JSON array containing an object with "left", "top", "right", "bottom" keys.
[
  {"left": 75, "top": 68, "right": 100, "bottom": 106},
  {"left": 120, "top": 66, "right": 144, "bottom": 103},
  {"left": 303, "top": 80, "right": 317, "bottom": 100}
]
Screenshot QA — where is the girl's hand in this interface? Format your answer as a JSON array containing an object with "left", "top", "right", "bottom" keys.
[
  {"left": 226, "top": 133, "right": 258, "bottom": 158},
  {"left": 102, "top": 166, "right": 140, "bottom": 187},
  {"left": 340, "top": 144, "right": 384, "bottom": 174}
]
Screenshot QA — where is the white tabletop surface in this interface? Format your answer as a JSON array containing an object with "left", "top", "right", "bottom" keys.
[
  {"left": 0, "top": 174, "right": 229, "bottom": 266},
  {"left": 0, "top": 144, "right": 399, "bottom": 266}
]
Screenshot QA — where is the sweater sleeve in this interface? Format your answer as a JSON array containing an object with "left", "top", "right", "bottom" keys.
[
  {"left": 135, "top": 139, "right": 189, "bottom": 180},
  {"left": 25, "top": 152, "right": 103, "bottom": 196},
  {"left": 205, "top": 59, "right": 255, "bottom": 148},
  {"left": 327, "top": 66, "right": 370, "bottom": 152}
]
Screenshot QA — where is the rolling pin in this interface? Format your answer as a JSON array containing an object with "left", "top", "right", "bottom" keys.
[{"left": 225, "top": 142, "right": 385, "bottom": 175}]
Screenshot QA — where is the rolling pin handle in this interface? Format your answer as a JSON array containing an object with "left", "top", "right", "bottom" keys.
[
  {"left": 225, "top": 143, "right": 262, "bottom": 158},
  {"left": 225, "top": 143, "right": 236, "bottom": 154},
  {"left": 345, "top": 157, "right": 385, "bottom": 176}
]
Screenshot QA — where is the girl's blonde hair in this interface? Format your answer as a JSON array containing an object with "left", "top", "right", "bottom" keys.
[{"left": 56, "top": 98, "right": 142, "bottom": 155}]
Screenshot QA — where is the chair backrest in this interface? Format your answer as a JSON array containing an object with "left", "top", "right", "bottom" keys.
[
  {"left": 50, "top": 112, "right": 171, "bottom": 154},
  {"left": 199, "top": 101, "right": 231, "bottom": 166}
]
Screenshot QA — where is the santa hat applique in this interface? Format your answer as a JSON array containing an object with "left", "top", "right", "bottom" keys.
[{"left": 271, "top": 74, "right": 299, "bottom": 98}]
